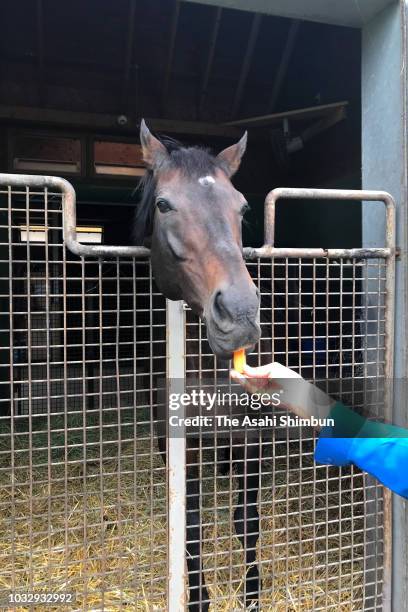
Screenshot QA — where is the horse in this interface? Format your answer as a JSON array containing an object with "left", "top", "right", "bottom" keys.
[{"left": 133, "top": 119, "right": 262, "bottom": 611}]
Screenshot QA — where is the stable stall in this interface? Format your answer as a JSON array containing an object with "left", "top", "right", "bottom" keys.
[{"left": 0, "top": 0, "right": 406, "bottom": 610}]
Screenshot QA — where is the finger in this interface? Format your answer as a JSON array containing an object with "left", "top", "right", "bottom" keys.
[
  {"left": 241, "top": 363, "right": 272, "bottom": 377},
  {"left": 231, "top": 369, "right": 279, "bottom": 395},
  {"left": 230, "top": 370, "right": 266, "bottom": 394},
  {"left": 230, "top": 369, "right": 253, "bottom": 392}
]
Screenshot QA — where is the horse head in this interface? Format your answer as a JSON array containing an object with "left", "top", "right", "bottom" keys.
[{"left": 134, "top": 119, "right": 260, "bottom": 360}]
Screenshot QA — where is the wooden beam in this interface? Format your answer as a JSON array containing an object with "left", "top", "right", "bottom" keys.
[
  {"left": 268, "top": 19, "right": 300, "bottom": 112},
  {"left": 36, "top": 0, "right": 45, "bottom": 105},
  {"left": 0, "top": 101, "right": 348, "bottom": 141},
  {"left": 162, "top": 0, "right": 181, "bottom": 112},
  {"left": 198, "top": 6, "right": 222, "bottom": 119},
  {"left": 146, "top": 118, "right": 244, "bottom": 139},
  {"left": 299, "top": 106, "right": 347, "bottom": 143},
  {"left": 230, "top": 13, "right": 262, "bottom": 119},
  {"left": 0, "top": 104, "right": 247, "bottom": 139},
  {"left": 224, "top": 100, "right": 349, "bottom": 128},
  {"left": 2, "top": 55, "right": 219, "bottom": 84},
  {"left": 121, "top": 0, "right": 137, "bottom": 112}
]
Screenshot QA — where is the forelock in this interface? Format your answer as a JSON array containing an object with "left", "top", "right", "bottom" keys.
[{"left": 165, "top": 145, "right": 222, "bottom": 178}]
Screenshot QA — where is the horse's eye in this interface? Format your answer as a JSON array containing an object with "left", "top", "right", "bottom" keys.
[
  {"left": 156, "top": 198, "right": 173, "bottom": 213},
  {"left": 240, "top": 202, "right": 250, "bottom": 216}
]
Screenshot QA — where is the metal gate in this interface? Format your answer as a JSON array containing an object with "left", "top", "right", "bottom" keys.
[{"left": 0, "top": 174, "right": 395, "bottom": 611}]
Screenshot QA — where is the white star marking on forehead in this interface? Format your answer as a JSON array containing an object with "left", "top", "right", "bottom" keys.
[{"left": 198, "top": 175, "right": 215, "bottom": 186}]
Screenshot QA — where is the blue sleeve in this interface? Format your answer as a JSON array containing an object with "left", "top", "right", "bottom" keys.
[{"left": 314, "top": 402, "right": 408, "bottom": 500}]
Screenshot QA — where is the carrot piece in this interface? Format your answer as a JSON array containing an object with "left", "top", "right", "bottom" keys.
[{"left": 233, "top": 348, "right": 246, "bottom": 373}]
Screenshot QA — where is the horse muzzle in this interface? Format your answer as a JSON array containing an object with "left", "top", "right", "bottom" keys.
[{"left": 204, "top": 283, "right": 261, "bottom": 360}]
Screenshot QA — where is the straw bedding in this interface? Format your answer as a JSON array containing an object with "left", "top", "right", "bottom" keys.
[{"left": 0, "top": 411, "right": 370, "bottom": 611}]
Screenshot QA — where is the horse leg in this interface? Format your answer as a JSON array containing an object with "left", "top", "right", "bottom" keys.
[
  {"left": 217, "top": 443, "right": 231, "bottom": 476},
  {"left": 186, "top": 445, "right": 210, "bottom": 611},
  {"left": 233, "top": 441, "right": 261, "bottom": 609}
]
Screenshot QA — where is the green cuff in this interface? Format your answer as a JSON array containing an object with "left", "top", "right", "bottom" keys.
[
  {"left": 327, "top": 401, "right": 366, "bottom": 438},
  {"left": 327, "top": 402, "right": 408, "bottom": 439}
]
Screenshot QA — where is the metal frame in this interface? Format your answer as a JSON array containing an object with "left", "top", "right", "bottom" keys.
[
  {"left": 259, "top": 187, "right": 395, "bottom": 393},
  {"left": 60, "top": 181, "right": 396, "bottom": 262},
  {"left": 0, "top": 174, "right": 396, "bottom": 610},
  {"left": 258, "top": 187, "right": 396, "bottom": 612},
  {"left": 60, "top": 178, "right": 396, "bottom": 610},
  {"left": 167, "top": 299, "right": 186, "bottom": 612}
]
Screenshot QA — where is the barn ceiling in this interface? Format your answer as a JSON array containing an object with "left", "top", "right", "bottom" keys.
[
  {"left": 183, "top": 0, "right": 397, "bottom": 28},
  {"left": 0, "top": 0, "right": 360, "bottom": 127}
]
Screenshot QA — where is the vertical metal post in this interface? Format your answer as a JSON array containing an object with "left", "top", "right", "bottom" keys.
[
  {"left": 383, "top": 194, "right": 396, "bottom": 612},
  {"left": 167, "top": 299, "right": 186, "bottom": 611}
]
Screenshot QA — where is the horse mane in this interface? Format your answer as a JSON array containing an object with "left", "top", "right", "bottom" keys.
[
  {"left": 131, "top": 168, "right": 157, "bottom": 246},
  {"left": 132, "top": 135, "right": 224, "bottom": 245}
]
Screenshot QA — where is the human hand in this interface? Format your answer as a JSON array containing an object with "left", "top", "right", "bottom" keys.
[
  {"left": 231, "top": 361, "right": 332, "bottom": 423},
  {"left": 231, "top": 361, "right": 302, "bottom": 394}
]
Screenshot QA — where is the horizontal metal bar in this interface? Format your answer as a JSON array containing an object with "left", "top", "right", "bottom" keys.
[
  {"left": 244, "top": 246, "right": 392, "bottom": 259},
  {"left": 0, "top": 178, "right": 394, "bottom": 260},
  {"left": 264, "top": 187, "right": 396, "bottom": 251},
  {"left": 0, "top": 173, "right": 150, "bottom": 258}
]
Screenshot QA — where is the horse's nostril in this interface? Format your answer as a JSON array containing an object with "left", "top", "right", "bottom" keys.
[
  {"left": 210, "top": 284, "right": 260, "bottom": 337},
  {"left": 213, "top": 290, "right": 229, "bottom": 321}
]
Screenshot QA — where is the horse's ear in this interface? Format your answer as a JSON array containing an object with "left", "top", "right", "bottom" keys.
[
  {"left": 140, "top": 119, "right": 168, "bottom": 169},
  {"left": 216, "top": 131, "right": 247, "bottom": 177}
]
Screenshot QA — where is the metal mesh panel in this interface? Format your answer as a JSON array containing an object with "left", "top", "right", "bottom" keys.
[
  {"left": 0, "top": 185, "right": 167, "bottom": 609},
  {"left": 0, "top": 180, "right": 391, "bottom": 611},
  {"left": 184, "top": 258, "right": 386, "bottom": 610}
]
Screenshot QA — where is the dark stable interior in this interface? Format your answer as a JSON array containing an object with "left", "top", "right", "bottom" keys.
[{"left": 0, "top": 0, "right": 361, "bottom": 249}]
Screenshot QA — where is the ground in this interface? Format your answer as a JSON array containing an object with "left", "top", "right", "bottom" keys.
[{"left": 0, "top": 408, "right": 378, "bottom": 611}]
